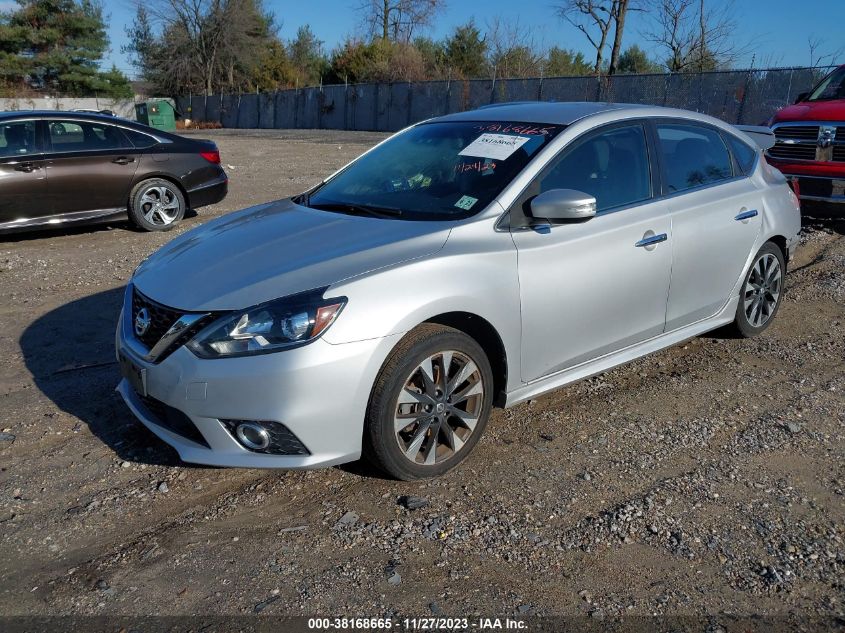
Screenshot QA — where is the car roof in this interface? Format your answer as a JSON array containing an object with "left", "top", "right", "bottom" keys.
[
  {"left": 427, "top": 101, "right": 751, "bottom": 139},
  {"left": 0, "top": 109, "right": 181, "bottom": 140},
  {"left": 0, "top": 109, "right": 126, "bottom": 122},
  {"left": 429, "top": 101, "right": 651, "bottom": 126}
]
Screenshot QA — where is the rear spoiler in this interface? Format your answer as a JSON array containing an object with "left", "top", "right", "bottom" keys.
[{"left": 733, "top": 125, "right": 775, "bottom": 150}]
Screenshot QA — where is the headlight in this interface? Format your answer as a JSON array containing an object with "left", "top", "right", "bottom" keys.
[{"left": 186, "top": 289, "right": 345, "bottom": 358}]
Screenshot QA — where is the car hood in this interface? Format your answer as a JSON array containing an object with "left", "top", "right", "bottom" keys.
[
  {"left": 132, "top": 198, "right": 452, "bottom": 311},
  {"left": 772, "top": 100, "right": 845, "bottom": 123}
]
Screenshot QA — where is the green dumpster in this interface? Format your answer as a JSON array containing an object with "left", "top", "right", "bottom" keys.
[{"left": 135, "top": 100, "right": 176, "bottom": 131}]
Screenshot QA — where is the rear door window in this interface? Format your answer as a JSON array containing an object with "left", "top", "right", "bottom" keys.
[
  {"left": 47, "top": 120, "right": 131, "bottom": 152},
  {"left": 0, "top": 120, "right": 38, "bottom": 158},
  {"left": 655, "top": 123, "right": 733, "bottom": 193}
]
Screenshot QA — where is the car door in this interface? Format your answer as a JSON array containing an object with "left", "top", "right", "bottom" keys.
[
  {"left": 510, "top": 121, "right": 673, "bottom": 382},
  {"left": 43, "top": 118, "right": 140, "bottom": 216},
  {"left": 653, "top": 121, "right": 762, "bottom": 331},
  {"left": 0, "top": 118, "right": 48, "bottom": 226}
]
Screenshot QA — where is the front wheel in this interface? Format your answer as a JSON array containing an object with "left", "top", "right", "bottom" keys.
[
  {"left": 731, "top": 242, "right": 786, "bottom": 337},
  {"left": 363, "top": 324, "right": 494, "bottom": 480},
  {"left": 128, "top": 178, "right": 186, "bottom": 231}
]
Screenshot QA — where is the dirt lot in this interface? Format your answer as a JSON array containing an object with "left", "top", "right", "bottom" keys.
[{"left": 0, "top": 129, "right": 843, "bottom": 625}]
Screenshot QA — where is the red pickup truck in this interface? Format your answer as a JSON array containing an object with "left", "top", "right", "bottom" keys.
[{"left": 766, "top": 65, "right": 845, "bottom": 206}]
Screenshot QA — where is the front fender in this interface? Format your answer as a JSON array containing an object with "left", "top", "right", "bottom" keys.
[{"left": 324, "top": 222, "right": 522, "bottom": 392}]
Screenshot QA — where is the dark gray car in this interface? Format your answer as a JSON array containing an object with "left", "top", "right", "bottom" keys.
[{"left": 0, "top": 111, "right": 227, "bottom": 234}]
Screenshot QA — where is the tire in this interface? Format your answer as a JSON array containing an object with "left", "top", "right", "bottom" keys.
[
  {"left": 128, "top": 178, "right": 186, "bottom": 231},
  {"left": 363, "top": 324, "right": 494, "bottom": 480},
  {"left": 731, "top": 241, "right": 786, "bottom": 337}
]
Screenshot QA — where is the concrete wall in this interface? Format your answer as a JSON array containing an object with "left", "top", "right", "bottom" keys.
[
  {"left": 0, "top": 97, "right": 138, "bottom": 119},
  {"left": 172, "top": 66, "right": 836, "bottom": 132}
]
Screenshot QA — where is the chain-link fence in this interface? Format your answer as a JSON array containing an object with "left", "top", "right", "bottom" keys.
[{"left": 175, "top": 66, "right": 836, "bottom": 132}]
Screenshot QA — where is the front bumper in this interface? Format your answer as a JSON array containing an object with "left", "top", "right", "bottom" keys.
[
  {"left": 785, "top": 175, "right": 845, "bottom": 204},
  {"left": 766, "top": 158, "right": 845, "bottom": 204},
  {"left": 115, "top": 292, "right": 399, "bottom": 469}
]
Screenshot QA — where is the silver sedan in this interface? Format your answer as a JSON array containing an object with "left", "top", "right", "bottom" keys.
[{"left": 116, "top": 102, "right": 801, "bottom": 480}]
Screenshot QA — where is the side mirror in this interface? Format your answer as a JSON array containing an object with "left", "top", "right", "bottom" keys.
[
  {"left": 529, "top": 189, "right": 597, "bottom": 223},
  {"left": 794, "top": 91, "right": 809, "bottom": 104}
]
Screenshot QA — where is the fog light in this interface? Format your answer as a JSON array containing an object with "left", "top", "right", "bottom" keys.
[
  {"left": 220, "top": 419, "right": 310, "bottom": 455},
  {"left": 235, "top": 422, "right": 270, "bottom": 450}
]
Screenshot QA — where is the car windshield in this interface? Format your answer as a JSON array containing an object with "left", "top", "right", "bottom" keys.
[
  {"left": 807, "top": 66, "right": 845, "bottom": 101},
  {"left": 304, "top": 120, "right": 563, "bottom": 220}
]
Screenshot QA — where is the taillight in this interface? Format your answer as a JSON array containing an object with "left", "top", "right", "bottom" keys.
[{"left": 200, "top": 149, "right": 220, "bottom": 164}]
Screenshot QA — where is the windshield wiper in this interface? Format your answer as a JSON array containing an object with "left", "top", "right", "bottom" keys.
[{"left": 308, "top": 201, "right": 404, "bottom": 219}]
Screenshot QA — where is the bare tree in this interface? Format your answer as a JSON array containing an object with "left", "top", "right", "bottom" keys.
[
  {"left": 135, "top": 0, "right": 273, "bottom": 96},
  {"left": 556, "top": 0, "right": 637, "bottom": 75},
  {"left": 555, "top": 0, "right": 614, "bottom": 74},
  {"left": 756, "top": 51, "right": 784, "bottom": 69},
  {"left": 607, "top": 0, "right": 635, "bottom": 75},
  {"left": 358, "top": 0, "right": 446, "bottom": 43},
  {"left": 645, "top": 0, "right": 746, "bottom": 72},
  {"left": 486, "top": 17, "right": 544, "bottom": 79},
  {"left": 807, "top": 35, "right": 844, "bottom": 68},
  {"left": 645, "top": 0, "right": 694, "bottom": 71}
]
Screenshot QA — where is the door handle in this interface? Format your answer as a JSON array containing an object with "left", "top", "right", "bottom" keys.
[
  {"left": 734, "top": 209, "right": 758, "bottom": 221},
  {"left": 12, "top": 161, "right": 36, "bottom": 172},
  {"left": 635, "top": 233, "right": 668, "bottom": 248},
  {"left": 112, "top": 157, "right": 135, "bottom": 165}
]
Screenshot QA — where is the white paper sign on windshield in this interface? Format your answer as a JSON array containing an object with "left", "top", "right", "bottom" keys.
[{"left": 458, "top": 133, "right": 531, "bottom": 160}]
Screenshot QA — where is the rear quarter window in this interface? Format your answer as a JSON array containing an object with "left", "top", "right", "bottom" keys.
[
  {"left": 122, "top": 128, "right": 158, "bottom": 149},
  {"left": 724, "top": 134, "right": 757, "bottom": 175}
]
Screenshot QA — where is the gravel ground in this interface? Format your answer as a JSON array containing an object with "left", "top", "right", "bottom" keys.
[{"left": 0, "top": 129, "right": 843, "bottom": 623}]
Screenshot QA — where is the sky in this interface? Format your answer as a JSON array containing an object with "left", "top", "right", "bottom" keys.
[{"left": 95, "top": 0, "right": 845, "bottom": 80}]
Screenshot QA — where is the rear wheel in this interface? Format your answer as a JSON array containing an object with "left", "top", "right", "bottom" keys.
[
  {"left": 731, "top": 242, "right": 785, "bottom": 337},
  {"left": 363, "top": 324, "right": 494, "bottom": 480},
  {"left": 128, "top": 178, "right": 185, "bottom": 231}
]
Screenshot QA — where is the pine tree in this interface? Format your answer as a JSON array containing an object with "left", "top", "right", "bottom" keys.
[
  {"left": 617, "top": 45, "right": 662, "bottom": 74},
  {"left": 444, "top": 22, "right": 488, "bottom": 79},
  {"left": 0, "top": 0, "right": 131, "bottom": 97}
]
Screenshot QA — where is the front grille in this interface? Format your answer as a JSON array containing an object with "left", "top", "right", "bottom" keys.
[
  {"left": 132, "top": 289, "right": 184, "bottom": 348},
  {"left": 138, "top": 394, "right": 210, "bottom": 448},
  {"left": 834, "top": 145, "right": 845, "bottom": 162},
  {"left": 769, "top": 125, "right": 819, "bottom": 162},
  {"left": 220, "top": 419, "right": 310, "bottom": 455},
  {"left": 131, "top": 288, "right": 219, "bottom": 362},
  {"left": 768, "top": 144, "right": 818, "bottom": 160},
  {"left": 773, "top": 125, "right": 819, "bottom": 140}
]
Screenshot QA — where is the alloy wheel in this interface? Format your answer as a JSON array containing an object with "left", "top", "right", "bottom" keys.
[
  {"left": 744, "top": 252, "right": 782, "bottom": 328},
  {"left": 394, "top": 350, "right": 485, "bottom": 466},
  {"left": 140, "top": 186, "right": 181, "bottom": 226}
]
